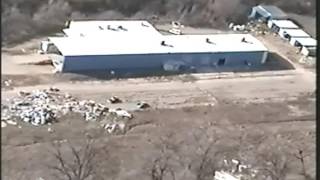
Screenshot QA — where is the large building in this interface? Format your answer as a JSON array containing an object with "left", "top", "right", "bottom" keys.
[{"left": 45, "top": 20, "right": 268, "bottom": 73}]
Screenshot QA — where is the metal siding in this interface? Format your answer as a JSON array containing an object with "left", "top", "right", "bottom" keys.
[{"left": 62, "top": 52, "right": 265, "bottom": 72}]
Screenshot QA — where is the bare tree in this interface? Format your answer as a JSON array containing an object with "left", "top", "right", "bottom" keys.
[
  {"left": 48, "top": 139, "right": 98, "bottom": 180},
  {"left": 149, "top": 153, "right": 176, "bottom": 180},
  {"left": 190, "top": 127, "right": 221, "bottom": 180},
  {"left": 148, "top": 133, "right": 180, "bottom": 180},
  {"left": 292, "top": 149, "right": 314, "bottom": 180},
  {"left": 262, "top": 153, "right": 288, "bottom": 180},
  {"left": 253, "top": 144, "right": 289, "bottom": 180},
  {"left": 146, "top": 127, "right": 222, "bottom": 180}
]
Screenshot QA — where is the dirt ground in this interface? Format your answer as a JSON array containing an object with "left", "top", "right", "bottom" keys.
[{"left": 1, "top": 24, "right": 316, "bottom": 180}]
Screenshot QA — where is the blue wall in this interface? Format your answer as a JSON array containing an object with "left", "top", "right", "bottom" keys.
[{"left": 62, "top": 51, "right": 266, "bottom": 72}]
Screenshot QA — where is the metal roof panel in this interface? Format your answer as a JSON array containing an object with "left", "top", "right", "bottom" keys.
[{"left": 48, "top": 33, "right": 268, "bottom": 56}]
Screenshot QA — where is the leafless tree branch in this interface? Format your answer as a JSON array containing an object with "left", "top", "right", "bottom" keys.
[{"left": 48, "top": 139, "right": 98, "bottom": 180}]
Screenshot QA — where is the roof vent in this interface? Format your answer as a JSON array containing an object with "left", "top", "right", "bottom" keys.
[
  {"left": 206, "top": 38, "right": 215, "bottom": 44},
  {"left": 161, "top": 41, "right": 173, "bottom": 47},
  {"left": 118, "top": 25, "right": 128, "bottom": 31},
  {"left": 141, "top": 22, "right": 149, "bottom": 27},
  {"left": 107, "top": 25, "right": 117, "bottom": 31},
  {"left": 241, "top": 37, "right": 253, "bottom": 44}
]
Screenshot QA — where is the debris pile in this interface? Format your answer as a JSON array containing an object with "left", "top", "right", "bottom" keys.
[
  {"left": 107, "top": 96, "right": 122, "bottom": 104},
  {"left": 103, "top": 121, "right": 126, "bottom": 134},
  {"left": 228, "top": 21, "right": 269, "bottom": 35},
  {"left": 299, "top": 56, "right": 316, "bottom": 66},
  {"left": 217, "top": 159, "right": 259, "bottom": 180},
  {"left": 1, "top": 88, "right": 134, "bottom": 128},
  {"left": 136, "top": 102, "right": 150, "bottom": 110},
  {"left": 169, "top": 21, "right": 183, "bottom": 35},
  {"left": 2, "top": 79, "right": 13, "bottom": 89}
]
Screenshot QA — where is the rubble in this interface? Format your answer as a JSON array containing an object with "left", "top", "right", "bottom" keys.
[
  {"left": 6, "top": 120, "right": 18, "bottom": 126},
  {"left": 3, "top": 79, "right": 12, "bottom": 87},
  {"left": 1, "top": 88, "right": 137, "bottom": 127},
  {"left": 232, "top": 25, "right": 245, "bottom": 31},
  {"left": 136, "top": 102, "right": 150, "bottom": 109},
  {"left": 169, "top": 21, "right": 183, "bottom": 35},
  {"left": 48, "top": 127, "right": 54, "bottom": 133},
  {"left": 219, "top": 159, "right": 258, "bottom": 180},
  {"left": 229, "top": 21, "right": 269, "bottom": 35},
  {"left": 2, "top": 121, "right": 7, "bottom": 128},
  {"left": 214, "top": 171, "right": 239, "bottom": 180},
  {"left": 109, "top": 108, "right": 133, "bottom": 119},
  {"left": 107, "top": 96, "right": 122, "bottom": 104},
  {"left": 103, "top": 121, "right": 126, "bottom": 134}
]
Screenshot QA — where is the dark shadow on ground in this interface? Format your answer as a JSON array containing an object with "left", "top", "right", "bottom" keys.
[{"left": 56, "top": 52, "right": 295, "bottom": 81}]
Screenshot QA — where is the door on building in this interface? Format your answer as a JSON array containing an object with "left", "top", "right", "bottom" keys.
[{"left": 217, "top": 58, "right": 226, "bottom": 66}]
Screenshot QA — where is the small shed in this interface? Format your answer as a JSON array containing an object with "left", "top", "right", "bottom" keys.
[
  {"left": 248, "top": 5, "right": 287, "bottom": 22},
  {"left": 267, "top": 20, "right": 299, "bottom": 33},
  {"left": 279, "top": 29, "right": 310, "bottom": 41},
  {"left": 290, "top": 37, "right": 317, "bottom": 57}
]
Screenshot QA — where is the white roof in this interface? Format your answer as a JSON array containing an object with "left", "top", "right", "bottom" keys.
[
  {"left": 283, "top": 29, "right": 310, "bottom": 38},
  {"left": 292, "top": 37, "right": 317, "bottom": 47},
  {"left": 64, "top": 20, "right": 161, "bottom": 37},
  {"left": 271, "top": 20, "right": 299, "bottom": 29},
  {"left": 48, "top": 34, "right": 268, "bottom": 56}
]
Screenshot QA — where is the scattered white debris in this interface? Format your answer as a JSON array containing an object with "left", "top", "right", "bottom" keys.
[
  {"left": 6, "top": 120, "right": 17, "bottom": 126},
  {"left": 214, "top": 171, "right": 240, "bottom": 180},
  {"left": 37, "top": 177, "right": 45, "bottom": 180},
  {"left": 104, "top": 121, "right": 126, "bottom": 134},
  {"left": 49, "top": 87, "right": 60, "bottom": 92},
  {"left": 3, "top": 80, "right": 12, "bottom": 87},
  {"left": 228, "top": 22, "right": 234, "bottom": 29},
  {"left": 2, "top": 89, "right": 144, "bottom": 129},
  {"left": 109, "top": 108, "right": 133, "bottom": 119},
  {"left": 231, "top": 159, "right": 240, "bottom": 165},
  {"left": 118, "top": 122, "right": 126, "bottom": 131},
  {"left": 2, "top": 121, "right": 7, "bottom": 128},
  {"left": 136, "top": 102, "right": 150, "bottom": 109},
  {"left": 107, "top": 96, "right": 122, "bottom": 104},
  {"left": 232, "top": 25, "right": 245, "bottom": 31},
  {"left": 18, "top": 91, "right": 31, "bottom": 96},
  {"left": 172, "top": 21, "right": 182, "bottom": 28},
  {"left": 48, "top": 127, "right": 54, "bottom": 133},
  {"left": 104, "top": 123, "right": 117, "bottom": 133},
  {"left": 169, "top": 28, "right": 182, "bottom": 35}
]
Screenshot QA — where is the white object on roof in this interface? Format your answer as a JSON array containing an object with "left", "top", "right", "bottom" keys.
[
  {"left": 48, "top": 34, "right": 268, "bottom": 56},
  {"left": 268, "top": 20, "right": 299, "bottom": 29},
  {"left": 63, "top": 20, "right": 161, "bottom": 37},
  {"left": 290, "top": 37, "right": 317, "bottom": 47}
]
